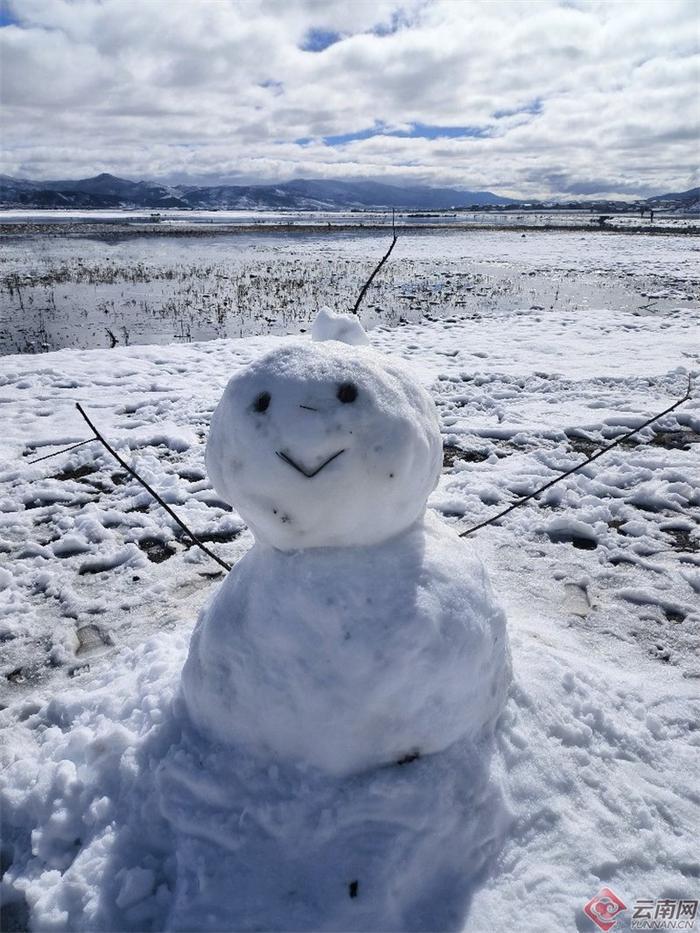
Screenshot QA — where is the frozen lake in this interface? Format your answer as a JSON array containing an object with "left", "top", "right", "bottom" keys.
[{"left": 1, "top": 226, "right": 698, "bottom": 354}]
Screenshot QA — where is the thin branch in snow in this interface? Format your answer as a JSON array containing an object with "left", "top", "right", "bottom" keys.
[
  {"left": 75, "top": 403, "right": 232, "bottom": 572},
  {"left": 27, "top": 438, "right": 95, "bottom": 464},
  {"left": 352, "top": 225, "right": 398, "bottom": 315},
  {"left": 459, "top": 375, "right": 694, "bottom": 538}
]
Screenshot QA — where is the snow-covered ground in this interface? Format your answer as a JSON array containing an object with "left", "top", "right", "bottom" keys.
[{"left": 1, "top": 229, "right": 699, "bottom": 931}]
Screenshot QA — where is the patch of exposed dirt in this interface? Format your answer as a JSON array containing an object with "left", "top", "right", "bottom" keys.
[
  {"left": 52, "top": 464, "right": 96, "bottom": 482},
  {"left": 442, "top": 445, "right": 490, "bottom": 467},
  {"left": 137, "top": 537, "right": 176, "bottom": 563},
  {"left": 663, "top": 527, "right": 699, "bottom": 552}
]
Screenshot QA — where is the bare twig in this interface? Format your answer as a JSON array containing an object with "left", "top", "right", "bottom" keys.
[
  {"left": 75, "top": 403, "right": 231, "bottom": 572},
  {"left": 27, "top": 438, "right": 94, "bottom": 464},
  {"left": 352, "top": 229, "right": 398, "bottom": 315},
  {"left": 459, "top": 375, "right": 693, "bottom": 538}
]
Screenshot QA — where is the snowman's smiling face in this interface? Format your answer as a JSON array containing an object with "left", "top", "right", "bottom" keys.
[{"left": 205, "top": 342, "right": 442, "bottom": 550}]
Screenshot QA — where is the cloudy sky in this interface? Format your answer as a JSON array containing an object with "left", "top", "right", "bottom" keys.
[{"left": 0, "top": 0, "right": 697, "bottom": 199}]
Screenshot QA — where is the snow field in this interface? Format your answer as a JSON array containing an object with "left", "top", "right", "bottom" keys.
[{"left": 1, "top": 229, "right": 698, "bottom": 930}]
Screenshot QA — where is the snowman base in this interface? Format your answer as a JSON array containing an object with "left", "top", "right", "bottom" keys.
[
  {"left": 159, "top": 718, "right": 508, "bottom": 932},
  {"left": 165, "top": 513, "right": 511, "bottom": 928},
  {"left": 180, "top": 513, "right": 510, "bottom": 776}
]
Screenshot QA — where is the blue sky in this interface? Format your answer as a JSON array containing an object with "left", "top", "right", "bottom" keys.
[
  {"left": 0, "top": 0, "right": 697, "bottom": 199},
  {"left": 300, "top": 28, "right": 343, "bottom": 52},
  {"left": 319, "top": 124, "right": 490, "bottom": 146},
  {"left": 0, "top": 0, "right": 18, "bottom": 27}
]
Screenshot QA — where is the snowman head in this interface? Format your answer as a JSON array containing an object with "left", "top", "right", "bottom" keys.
[{"left": 205, "top": 318, "right": 442, "bottom": 550}]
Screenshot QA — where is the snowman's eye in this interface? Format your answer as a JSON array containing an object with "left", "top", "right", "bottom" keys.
[
  {"left": 337, "top": 383, "right": 358, "bottom": 404},
  {"left": 253, "top": 391, "right": 271, "bottom": 413}
]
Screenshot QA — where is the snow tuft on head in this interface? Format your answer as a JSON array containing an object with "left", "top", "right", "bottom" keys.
[{"left": 311, "top": 307, "right": 369, "bottom": 346}]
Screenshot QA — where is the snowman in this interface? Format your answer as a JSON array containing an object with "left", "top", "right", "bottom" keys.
[
  {"left": 180, "top": 309, "right": 510, "bottom": 777},
  {"left": 162, "top": 310, "right": 511, "bottom": 929}
]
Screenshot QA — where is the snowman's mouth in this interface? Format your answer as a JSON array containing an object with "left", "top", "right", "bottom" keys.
[{"left": 276, "top": 449, "right": 345, "bottom": 478}]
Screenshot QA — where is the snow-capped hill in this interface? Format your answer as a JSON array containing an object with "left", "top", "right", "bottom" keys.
[
  {"left": 0, "top": 173, "right": 515, "bottom": 210},
  {"left": 0, "top": 173, "right": 188, "bottom": 209},
  {"left": 647, "top": 186, "right": 700, "bottom": 212},
  {"left": 2, "top": 173, "right": 697, "bottom": 212}
]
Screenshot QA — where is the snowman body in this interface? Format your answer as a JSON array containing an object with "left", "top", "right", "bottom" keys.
[
  {"left": 183, "top": 511, "right": 507, "bottom": 775},
  {"left": 181, "top": 331, "right": 510, "bottom": 776}
]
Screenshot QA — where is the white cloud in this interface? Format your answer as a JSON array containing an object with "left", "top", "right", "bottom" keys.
[{"left": 0, "top": 0, "right": 697, "bottom": 198}]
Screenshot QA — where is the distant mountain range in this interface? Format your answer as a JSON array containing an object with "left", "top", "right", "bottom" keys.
[
  {"left": 0, "top": 173, "right": 515, "bottom": 210},
  {"left": 0, "top": 173, "right": 697, "bottom": 211},
  {"left": 647, "top": 186, "right": 700, "bottom": 208}
]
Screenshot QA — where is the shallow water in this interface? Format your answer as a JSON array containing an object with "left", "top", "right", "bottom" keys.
[
  {"left": 1, "top": 206, "right": 696, "bottom": 230},
  {"left": 1, "top": 228, "right": 697, "bottom": 354}
]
